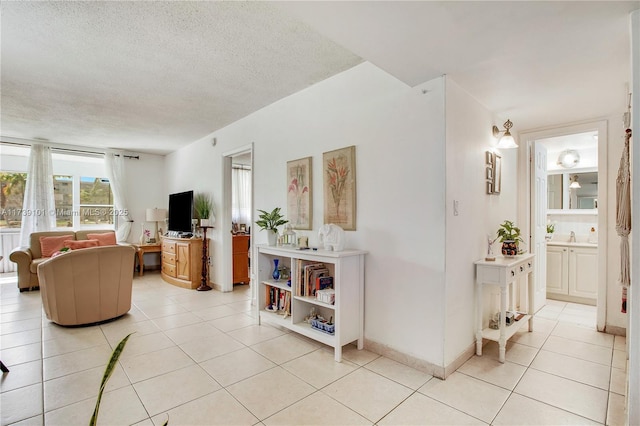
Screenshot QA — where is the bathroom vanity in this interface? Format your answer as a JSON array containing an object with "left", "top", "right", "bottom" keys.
[{"left": 546, "top": 241, "right": 597, "bottom": 305}]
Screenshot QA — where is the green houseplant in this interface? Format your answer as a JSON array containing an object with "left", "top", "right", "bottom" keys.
[
  {"left": 256, "top": 207, "right": 288, "bottom": 245},
  {"left": 497, "top": 220, "right": 523, "bottom": 257},
  {"left": 194, "top": 192, "right": 214, "bottom": 226}
]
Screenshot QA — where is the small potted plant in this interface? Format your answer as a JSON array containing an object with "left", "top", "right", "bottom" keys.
[
  {"left": 497, "top": 220, "right": 523, "bottom": 257},
  {"left": 256, "top": 207, "right": 288, "bottom": 246},
  {"left": 194, "top": 192, "right": 214, "bottom": 226},
  {"left": 546, "top": 222, "right": 555, "bottom": 241}
]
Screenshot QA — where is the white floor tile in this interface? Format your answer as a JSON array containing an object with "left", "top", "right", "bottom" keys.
[
  {"left": 514, "top": 368, "right": 608, "bottom": 423},
  {"left": 419, "top": 372, "right": 510, "bottom": 424},
  {"left": 530, "top": 349, "right": 611, "bottom": 390},
  {"left": 379, "top": 392, "right": 486, "bottom": 425},
  {"left": 493, "top": 392, "right": 599, "bottom": 425},
  {"left": 200, "top": 347, "right": 276, "bottom": 386},
  {"left": 542, "top": 335, "right": 612, "bottom": 365},
  {"left": 457, "top": 355, "right": 527, "bottom": 390},
  {"left": 250, "top": 333, "right": 320, "bottom": 365},
  {"left": 281, "top": 348, "right": 358, "bottom": 389},
  {"left": 364, "top": 356, "right": 433, "bottom": 390},
  {"left": 321, "top": 368, "right": 413, "bottom": 423},
  {"left": 178, "top": 332, "right": 246, "bottom": 362},
  {"left": 0, "top": 384, "right": 43, "bottom": 426}
]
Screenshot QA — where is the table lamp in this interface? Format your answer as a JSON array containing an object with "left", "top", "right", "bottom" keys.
[{"left": 146, "top": 208, "right": 167, "bottom": 243}]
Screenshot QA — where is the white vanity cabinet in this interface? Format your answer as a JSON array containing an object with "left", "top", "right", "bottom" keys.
[{"left": 546, "top": 243, "right": 597, "bottom": 304}]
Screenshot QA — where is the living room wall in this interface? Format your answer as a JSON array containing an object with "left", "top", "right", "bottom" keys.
[
  {"left": 443, "top": 78, "right": 519, "bottom": 367},
  {"left": 165, "top": 62, "right": 450, "bottom": 368}
]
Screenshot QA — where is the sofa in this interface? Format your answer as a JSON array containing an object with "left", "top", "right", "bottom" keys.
[
  {"left": 37, "top": 245, "right": 136, "bottom": 326},
  {"left": 9, "top": 230, "right": 120, "bottom": 292}
]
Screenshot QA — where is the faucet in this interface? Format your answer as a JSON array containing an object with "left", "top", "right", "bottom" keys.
[{"left": 569, "top": 231, "right": 576, "bottom": 243}]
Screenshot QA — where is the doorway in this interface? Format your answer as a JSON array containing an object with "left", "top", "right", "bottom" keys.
[
  {"left": 222, "top": 144, "right": 253, "bottom": 293},
  {"left": 520, "top": 120, "right": 608, "bottom": 331}
]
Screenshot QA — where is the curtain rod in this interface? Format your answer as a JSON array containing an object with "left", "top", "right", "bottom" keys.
[
  {"left": 0, "top": 140, "right": 139, "bottom": 159},
  {"left": 232, "top": 164, "right": 251, "bottom": 170}
]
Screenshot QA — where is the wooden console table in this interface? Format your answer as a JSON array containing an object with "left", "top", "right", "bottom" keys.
[
  {"left": 132, "top": 243, "right": 162, "bottom": 276},
  {"left": 474, "top": 253, "right": 535, "bottom": 363}
]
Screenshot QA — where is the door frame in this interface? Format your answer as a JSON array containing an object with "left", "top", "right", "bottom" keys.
[
  {"left": 518, "top": 120, "right": 607, "bottom": 330},
  {"left": 222, "top": 143, "right": 254, "bottom": 293}
]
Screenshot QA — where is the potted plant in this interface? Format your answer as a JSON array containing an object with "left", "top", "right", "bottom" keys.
[
  {"left": 546, "top": 222, "right": 555, "bottom": 241},
  {"left": 194, "top": 192, "right": 214, "bottom": 226},
  {"left": 256, "top": 207, "right": 288, "bottom": 246},
  {"left": 497, "top": 220, "right": 523, "bottom": 257}
]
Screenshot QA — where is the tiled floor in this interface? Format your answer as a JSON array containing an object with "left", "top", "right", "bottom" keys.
[{"left": 0, "top": 272, "right": 627, "bottom": 425}]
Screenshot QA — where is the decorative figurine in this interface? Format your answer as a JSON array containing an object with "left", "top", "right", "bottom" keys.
[{"left": 486, "top": 234, "right": 498, "bottom": 261}]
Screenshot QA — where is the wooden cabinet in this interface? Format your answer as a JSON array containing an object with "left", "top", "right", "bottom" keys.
[
  {"left": 161, "top": 236, "right": 202, "bottom": 289},
  {"left": 546, "top": 243, "right": 597, "bottom": 304},
  {"left": 257, "top": 245, "right": 366, "bottom": 362},
  {"left": 233, "top": 235, "right": 250, "bottom": 284}
]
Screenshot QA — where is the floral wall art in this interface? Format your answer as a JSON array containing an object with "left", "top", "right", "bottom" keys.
[
  {"left": 287, "top": 156, "right": 312, "bottom": 230},
  {"left": 323, "top": 145, "right": 356, "bottom": 230}
]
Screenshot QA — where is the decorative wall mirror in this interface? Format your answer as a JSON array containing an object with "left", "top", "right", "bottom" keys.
[{"left": 547, "top": 169, "right": 598, "bottom": 211}]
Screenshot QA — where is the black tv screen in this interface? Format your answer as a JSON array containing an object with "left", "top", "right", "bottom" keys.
[{"left": 168, "top": 190, "right": 193, "bottom": 233}]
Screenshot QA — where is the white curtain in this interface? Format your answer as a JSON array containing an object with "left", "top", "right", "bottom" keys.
[
  {"left": 105, "top": 152, "right": 133, "bottom": 242},
  {"left": 232, "top": 166, "right": 251, "bottom": 225},
  {"left": 19, "top": 144, "right": 56, "bottom": 246}
]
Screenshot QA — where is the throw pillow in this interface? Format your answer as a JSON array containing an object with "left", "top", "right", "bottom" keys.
[
  {"left": 63, "top": 239, "right": 99, "bottom": 250},
  {"left": 87, "top": 232, "right": 117, "bottom": 246},
  {"left": 40, "top": 235, "right": 73, "bottom": 257}
]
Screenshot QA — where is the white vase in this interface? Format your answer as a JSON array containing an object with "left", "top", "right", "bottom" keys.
[{"left": 267, "top": 231, "right": 277, "bottom": 246}]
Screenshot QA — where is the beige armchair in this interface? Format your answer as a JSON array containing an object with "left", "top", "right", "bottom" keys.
[{"left": 37, "top": 245, "right": 136, "bottom": 326}]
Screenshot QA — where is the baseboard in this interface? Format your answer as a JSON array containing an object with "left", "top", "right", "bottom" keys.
[
  {"left": 443, "top": 343, "right": 476, "bottom": 378},
  {"left": 605, "top": 324, "right": 627, "bottom": 336}
]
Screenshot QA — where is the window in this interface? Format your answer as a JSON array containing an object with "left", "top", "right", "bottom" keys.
[
  {"left": 79, "top": 177, "right": 114, "bottom": 226},
  {"left": 1, "top": 146, "right": 114, "bottom": 230},
  {"left": 0, "top": 172, "right": 27, "bottom": 229}
]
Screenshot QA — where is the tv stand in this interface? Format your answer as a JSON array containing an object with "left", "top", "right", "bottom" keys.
[{"left": 161, "top": 236, "right": 202, "bottom": 289}]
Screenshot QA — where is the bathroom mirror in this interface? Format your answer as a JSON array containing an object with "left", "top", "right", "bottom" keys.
[{"left": 547, "top": 170, "right": 598, "bottom": 210}]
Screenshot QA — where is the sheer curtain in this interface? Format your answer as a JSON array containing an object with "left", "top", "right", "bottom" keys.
[
  {"left": 19, "top": 144, "right": 56, "bottom": 246},
  {"left": 232, "top": 166, "right": 251, "bottom": 225},
  {"left": 105, "top": 152, "right": 133, "bottom": 242}
]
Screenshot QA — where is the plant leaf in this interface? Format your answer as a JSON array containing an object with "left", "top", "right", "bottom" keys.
[{"left": 90, "top": 333, "right": 133, "bottom": 426}]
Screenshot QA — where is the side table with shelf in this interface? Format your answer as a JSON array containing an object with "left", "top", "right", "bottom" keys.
[
  {"left": 474, "top": 253, "right": 535, "bottom": 363},
  {"left": 257, "top": 245, "right": 366, "bottom": 362},
  {"left": 132, "top": 243, "right": 162, "bottom": 276}
]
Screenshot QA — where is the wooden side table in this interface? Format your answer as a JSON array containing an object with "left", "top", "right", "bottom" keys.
[{"left": 132, "top": 243, "right": 162, "bottom": 276}]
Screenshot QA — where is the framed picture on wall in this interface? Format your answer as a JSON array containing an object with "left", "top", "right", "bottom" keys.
[
  {"left": 287, "top": 156, "right": 312, "bottom": 230},
  {"left": 486, "top": 150, "right": 494, "bottom": 166},
  {"left": 323, "top": 145, "right": 357, "bottom": 230},
  {"left": 493, "top": 153, "right": 502, "bottom": 194}
]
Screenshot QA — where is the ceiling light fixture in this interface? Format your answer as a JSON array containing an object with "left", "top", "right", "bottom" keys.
[
  {"left": 569, "top": 175, "right": 581, "bottom": 189},
  {"left": 492, "top": 119, "right": 518, "bottom": 149},
  {"left": 557, "top": 149, "right": 581, "bottom": 168}
]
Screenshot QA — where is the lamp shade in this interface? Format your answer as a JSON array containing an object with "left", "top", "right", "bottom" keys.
[
  {"left": 497, "top": 133, "right": 518, "bottom": 149},
  {"left": 146, "top": 208, "right": 167, "bottom": 222}
]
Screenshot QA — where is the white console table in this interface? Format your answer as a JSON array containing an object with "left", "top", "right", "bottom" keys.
[{"left": 474, "top": 253, "right": 535, "bottom": 363}]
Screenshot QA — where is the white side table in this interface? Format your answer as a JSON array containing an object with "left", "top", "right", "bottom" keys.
[{"left": 474, "top": 253, "right": 535, "bottom": 363}]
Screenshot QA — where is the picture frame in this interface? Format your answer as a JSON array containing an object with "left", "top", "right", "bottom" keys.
[
  {"left": 493, "top": 153, "right": 502, "bottom": 194},
  {"left": 238, "top": 223, "right": 247, "bottom": 233},
  {"left": 323, "top": 146, "right": 356, "bottom": 230},
  {"left": 486, "top": 150, "right": 494, "bottom": 165},
  {"left": 486, "top": 181, "right": 493, "bottom": 194},
  {"left": 486, "top": 166, "right": 493, "bottom": 180},
  {"left": 287, "top": 156, "right": 312, "bottom": 230}
]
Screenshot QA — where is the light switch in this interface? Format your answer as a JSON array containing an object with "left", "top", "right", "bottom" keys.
[{"left": 453, "top": 200, "right": 460, "bottom": 216}]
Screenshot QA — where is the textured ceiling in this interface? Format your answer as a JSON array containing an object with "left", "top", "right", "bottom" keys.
[
  {"left": 1, "top": 1, "right": 638, "bottom": 155},
  {"left": 0, "top": 1, "right": 362, "bottom": 154}
]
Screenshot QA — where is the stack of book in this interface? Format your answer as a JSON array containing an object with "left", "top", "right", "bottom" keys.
[
  {"left": 265, "top": 286, "right": 291, "bottom": 316},
  {"left": 295, "top": 260, "right": 332, "bottom": 297}
]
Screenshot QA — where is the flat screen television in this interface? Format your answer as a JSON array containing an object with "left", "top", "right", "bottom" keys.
[{"left": 168, "top": 190, "right": 194, "bottom": 233}]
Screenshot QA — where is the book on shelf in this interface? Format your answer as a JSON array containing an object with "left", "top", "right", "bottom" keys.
[
  {"left": 265, "top": 284, "right": 291, "bottom": 316},
  {"left": 316, "top": 276, "right": 333, "bottom": 292},
  {"left": 295, "top": 260, "right": 329, "bottom": 297}
]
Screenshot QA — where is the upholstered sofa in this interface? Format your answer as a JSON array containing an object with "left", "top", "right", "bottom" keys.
[
  {"left": 9, "top": 230, "right": 119, "bottom": 292},
  {"left": 37, "top": 245, "right": 136, "bottom": 326}
]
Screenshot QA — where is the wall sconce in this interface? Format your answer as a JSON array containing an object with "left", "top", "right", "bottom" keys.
[
  {"left": 569, "top": 175, "right": 581, "bottom": 189},
  {"left": 146, "top": 208, "right": 167, "bottom": 242},
  {"left": 557, "top": 149, "right": 580, "bottom": 168},
  {"left": 492, "top": 119, "right": 518, "bottom": 149}
]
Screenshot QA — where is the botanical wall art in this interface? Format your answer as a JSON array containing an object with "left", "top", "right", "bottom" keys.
[
  {"left": 323, "top": 145, "right": 356, "bottom": 230},
  {"left": 287, "top": 156, "right": 312, "bottom": 230}
]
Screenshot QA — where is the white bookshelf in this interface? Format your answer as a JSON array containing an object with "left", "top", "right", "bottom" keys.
[{"left": 256, "top": 245, "right": 366, "bottom": 362}]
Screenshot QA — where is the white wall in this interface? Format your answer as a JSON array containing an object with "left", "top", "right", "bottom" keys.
[
  {"left": 166, "top": 62, "right": 450, "bottom": 367},
  {"left": 444, "top": 78, "right": 518, "bottom": 366}
]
